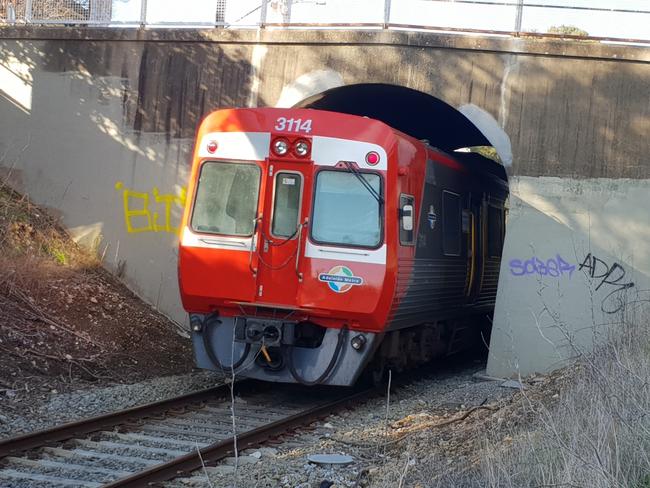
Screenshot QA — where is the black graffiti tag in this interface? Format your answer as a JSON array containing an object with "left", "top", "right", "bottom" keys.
[{"left": 578, "top": 253, "right": 634, "bottom": 314}]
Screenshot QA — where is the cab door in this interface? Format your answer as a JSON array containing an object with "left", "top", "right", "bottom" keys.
[{"left": 254, "top": 160, "right": 310, "bottom": 306}]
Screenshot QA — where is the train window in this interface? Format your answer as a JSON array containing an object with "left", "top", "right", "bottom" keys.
[
  {"left": 399, "top": 194, "right": 415, "bottom": 246},
  {"left": 191, "top": 162, "right": 261, "bottom": 237},
  {"left": 442, "top": 190, "right": 461, "bottom": 256},
  {"left": 311, "top": 170, "right": 382, "bottom": 248},
  {"left": 272, "top": 172, "right": 302, "bottom": 238},
  {"left": 488, "top": 204, "right": 504, "bottom": 257}
]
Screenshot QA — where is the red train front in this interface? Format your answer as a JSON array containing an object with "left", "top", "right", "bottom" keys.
[{"left": 179, "top": 107, "right": 508, "bottom": 386}]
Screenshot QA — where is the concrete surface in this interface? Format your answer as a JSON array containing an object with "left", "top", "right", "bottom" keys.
[
  {"left": 0, "top": 28, "right": 648, "bottom": 375},
  {"left": 487, "top": 176, "right": 650, "bottom": 376}
]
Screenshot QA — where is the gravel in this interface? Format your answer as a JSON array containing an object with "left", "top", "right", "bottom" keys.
[
  {"left": 0, "top": 370, "right": 224, "bottom": 439},
  {"left": 163, "top": 361, "right": 519, "bottom": 488},
  {"left": 0, "top": 357, "right": 530, "bottom": 487}
]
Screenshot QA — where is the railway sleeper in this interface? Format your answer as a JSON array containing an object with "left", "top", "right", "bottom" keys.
[
  {"left": 107, "top": 431, "right": 210, "bottom": 449},
  {"left": 37, "top": 448, "right": 149, "bottom": 475},
  {"left": 42, "top": 446, "right": 160, "bottom": 467},
  {"left": 3, "top": 457, "right": 130, "bottom": 479},
  {"left": 148, "top": 416, "right": 260, "bottom": 431},
  {"left": 0, "top": 468, "right": 102, "bottom": 488},
  {"left": 0, "top": 457, "right": 120, "bottom": 485},
  {"left": 136, "top": 423, "right": 235, "bottom": 440},
  {"left": 74, "top": 438, "right": 186, "bottom": 459}
]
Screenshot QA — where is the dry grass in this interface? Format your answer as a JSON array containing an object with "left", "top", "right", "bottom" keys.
[
  {"left": 0, "top": 181, "right": 193, "bottom": 399},
  {"left": 371, "top": 306, "right": 650, "bottom": 488},
  {"left": 0, "top": 185, "right": 99, "bottom": 273},
  {"left": 472, "top": 311, "right": 650, "bottom": 488},
  {"left": 412, "top": 310, "right": 650, "bottom": 488}
]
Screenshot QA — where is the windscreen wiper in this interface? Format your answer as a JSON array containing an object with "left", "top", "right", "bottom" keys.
[{"left": 343, "top": 161, "right": 384, "bottom": 205}]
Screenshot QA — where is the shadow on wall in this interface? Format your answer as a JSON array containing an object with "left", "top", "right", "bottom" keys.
[
  {"left": 0, "top": 36, "right": 263, "bottom": 324},
  {"left": 259, "top": 37, "right": 649, "bottom": 179}
]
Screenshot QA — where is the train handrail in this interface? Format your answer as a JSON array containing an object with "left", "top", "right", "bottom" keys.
[
  {"left": 249, "top": 215, "right": 262, "bottom": 277},
  {"left": 295, "top": 218, "right": 308, "bottom": 282}
]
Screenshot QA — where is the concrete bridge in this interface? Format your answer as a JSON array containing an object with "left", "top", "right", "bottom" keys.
[{"left": 0, "top": 27, "right": 648, "bottom": 377}]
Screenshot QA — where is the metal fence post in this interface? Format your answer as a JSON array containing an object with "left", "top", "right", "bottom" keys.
[
  {"left": 259, "top": 0, "right": 267, "bottom": 28},
  {"left": 514, "top": 0, "right": 523, "bottom": 33},
  {"left": 383, "top": 0, "right": 391, "bottom": 28},
  {"left": 140, "top": 0, "right": 147, "bottom": 28},
  {"left": 7, "top": 3, "right": 15, "bottom": 23},
  {"left": 25, "top": 0, "right": 32, "bottom": 23},
  {"left": 283, "top": 0, "right": 292, "bottom": 24}
]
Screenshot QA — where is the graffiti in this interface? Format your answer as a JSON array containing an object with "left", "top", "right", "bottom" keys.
[
  {"left": 509, "top": 252, "right": 634, "bottom": 314},
  {"left": 115, "top": 182, "right": 187, "bottom": 234},
  {"left": 509, "top": 255, "right": 576, "bottom": 278},
  {"left": 579, "top": 253, "right": 634, "bottom": 314}
]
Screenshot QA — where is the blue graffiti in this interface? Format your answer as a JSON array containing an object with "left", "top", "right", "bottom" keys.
[{"left": 509, "top": 255, "right": 576, "bottom": 278}]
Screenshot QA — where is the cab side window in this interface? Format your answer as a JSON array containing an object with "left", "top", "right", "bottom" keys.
[
  {"left": 488, "top": 204, "right": 505, "bottom": 257},
  {"left": 399, "top": 194, "right": 415, "bottom": 246},
  {"left": 442, "top": 190, "right": 461, "bottom": 256}
]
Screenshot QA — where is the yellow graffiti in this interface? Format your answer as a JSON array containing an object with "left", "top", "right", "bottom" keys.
[{"left": 115, "top": 182, "right": 187, "bottom": 234}]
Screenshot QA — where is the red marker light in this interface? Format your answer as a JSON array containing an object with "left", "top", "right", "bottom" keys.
[
  {"left": 366, "top": 151, "right": 380, "bottom": 165},
  {"left": 207, "top": 141, "right": 218, "bottom": 154}
]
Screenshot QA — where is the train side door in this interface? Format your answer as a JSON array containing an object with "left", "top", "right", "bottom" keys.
[
  {"left": 254, "top": 161, "right": 310, "bottom": 306},
  {"left": 465, "top": 193, "right": 486, "bottom": 303}
]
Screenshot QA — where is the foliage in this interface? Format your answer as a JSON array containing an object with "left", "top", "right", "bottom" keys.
[
  {"left": 0, "top": 185, "right": 97, "bottom": 269},
  {"left": 548, "top": 25, "right": 589, "bottom": 37}
]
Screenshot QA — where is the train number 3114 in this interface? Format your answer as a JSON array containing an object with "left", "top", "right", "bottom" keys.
[{"left": 274, "top": 117, "right": 313, "bottom": 133}]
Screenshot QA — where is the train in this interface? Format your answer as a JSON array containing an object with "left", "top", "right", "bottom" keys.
[{"left": 178, "top": 107, "right": 508, "bottom": 386}]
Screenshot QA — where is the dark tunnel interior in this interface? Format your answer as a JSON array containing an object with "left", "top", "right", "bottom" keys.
[{"left": 295, "top": 83, "right": 508, "bottom": 182}]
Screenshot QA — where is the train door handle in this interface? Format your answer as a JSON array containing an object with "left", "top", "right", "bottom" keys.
[
  {"left": 249, "top": 215, "right": 263, "bottom": 277},
  {"left": 295, "top": 218, "right": 308, "bottom": 282}
]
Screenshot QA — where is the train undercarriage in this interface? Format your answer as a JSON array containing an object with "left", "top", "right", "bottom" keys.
[{"left": 190, "top": 312, "right": 490, "bottom": 386}]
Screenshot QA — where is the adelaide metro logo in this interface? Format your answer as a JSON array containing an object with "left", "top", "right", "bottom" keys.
[{"left": 318, "top": 266, "right": 364, "bottom": 293}]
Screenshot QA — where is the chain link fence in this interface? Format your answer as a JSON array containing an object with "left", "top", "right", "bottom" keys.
[
  {"left": 1, "top": 0, "right": 111, "bottom": 24},
  {"left": 1, "top": 0, "right": 649, "bottom": 42}
]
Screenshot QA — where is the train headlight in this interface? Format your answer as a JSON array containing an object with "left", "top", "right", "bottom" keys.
[
  {"left": 273, "top": 139, "right": 289, "bottom": 156},
  {"left": 294, "top": 140, "right": 310, "bottom": 157},
  {"left": 351, "top": 334, "right": 367, "bottom": 352},
  {"left": 190, "top": 315, "right": 203, "bottom": 332}
]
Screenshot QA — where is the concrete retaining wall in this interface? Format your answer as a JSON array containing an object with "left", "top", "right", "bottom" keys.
[
  {"left": 0, "top": 28, "right": 648, "bottom": 375},
  {"left": 487, "top": 177, "right": 650, "bottom": 376}
]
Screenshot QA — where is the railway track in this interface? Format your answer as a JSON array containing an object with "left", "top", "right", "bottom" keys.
[{"left": 0, "top": 380, "right": 375, "bottom": 487}]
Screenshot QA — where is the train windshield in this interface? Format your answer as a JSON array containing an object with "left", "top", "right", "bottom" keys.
[
  {"left": 311, "top": 170, "right": 382, "bottom": 248},
  {"left": 191, "top": 162, "right": 261, "bottom": 237}
]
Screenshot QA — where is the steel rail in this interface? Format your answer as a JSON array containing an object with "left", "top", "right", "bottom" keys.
[
  {"left": 0, "top": 380, "right": 260, "bottom": 459},
  {"left": 102, "top": 386, "right": 376, "bottom": 488}
]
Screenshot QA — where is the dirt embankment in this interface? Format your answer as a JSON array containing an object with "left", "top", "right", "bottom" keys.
[{"left": 0, "top": 185, "right": 194, "bottom": 411}]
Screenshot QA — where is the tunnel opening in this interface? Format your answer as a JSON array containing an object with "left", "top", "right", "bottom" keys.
[
  {"left": 295, "top": 83, "right": 509, "bottom": 182},
  {"left": 295, "top": 83, "right": 510, "bottom": 378}
]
